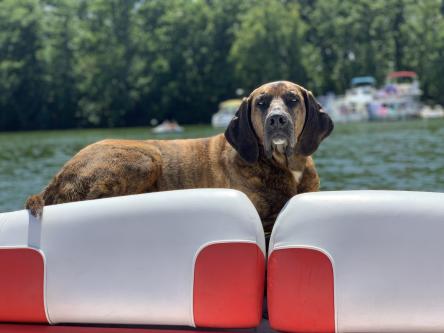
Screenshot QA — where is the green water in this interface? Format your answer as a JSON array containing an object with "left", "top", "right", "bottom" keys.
[{"left": 1, "top": 119, "right": 443, "bottom": 213}]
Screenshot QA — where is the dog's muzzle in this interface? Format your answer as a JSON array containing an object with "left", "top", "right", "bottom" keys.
[{"left": 264, "top": 111, "right": 295, "bottom": 157}]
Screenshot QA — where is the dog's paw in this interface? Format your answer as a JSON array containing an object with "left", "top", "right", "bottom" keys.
[{"left": 25, "top": 194, "right": 44, "bottom": 219}]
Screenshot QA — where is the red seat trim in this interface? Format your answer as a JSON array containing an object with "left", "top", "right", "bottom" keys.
[
  {"left": 268, "top": 248, "right": 335, "bottom": 333},
  {"left": 0, "top": 324, "right": 239, "bottom": 333},
  {"left": 0, "top": 248, "right": 47, "bottom": 323},
  {"left": 193, "top": 243, "right": 265, "bottom": 328}
]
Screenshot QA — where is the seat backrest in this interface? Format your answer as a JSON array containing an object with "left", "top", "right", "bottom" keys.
[
  {"left": 0, "top": 189, "right": 265, "bottom": 328},
  {"left": 268, "top": 190, "right": 444, "bottom": 333}
]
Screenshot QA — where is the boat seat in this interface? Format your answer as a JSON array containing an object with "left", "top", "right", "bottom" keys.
[
  {"left": 267, "top": 190, "right": 444, "bottom": 333},
  {"left": 0, "top": 189, "right": 265, "bottom": 329}
]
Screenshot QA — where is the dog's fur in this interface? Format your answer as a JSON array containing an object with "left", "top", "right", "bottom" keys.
[{"left": 25, "top": 81, "right": 333, "bottom": 228}]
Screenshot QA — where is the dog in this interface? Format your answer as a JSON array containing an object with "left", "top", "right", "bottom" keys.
[{"left": 25, "top": 81, "right": 333, "bottom": 230}]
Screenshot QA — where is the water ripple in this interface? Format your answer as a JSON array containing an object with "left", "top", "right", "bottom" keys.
[{"left": 1, "top": 120, "right": 443, "bottom": 212}]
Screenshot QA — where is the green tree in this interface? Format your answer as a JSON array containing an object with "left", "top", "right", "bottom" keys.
[
  {"left": 300, "top": 0, "right": 401, "bottom": 93},
  {"left": 133, "top": 0, "right": 245, "bottom": 124},
  {"left": 230, "top": 0, "right": 308, "bottom": 92},
  {"left": 0, "top": 0, "right": 46, "bottom": 130},
  {"left": 42, "top": 0, "right": 79, "bottom": 129},
  {"left": 1, "top": 0, "right": 444, "bottom": 130},
  {"left": 75, "top": 0, "right": 136, "bottom": 127},
  {"left": 401, "top": 0, "right": 444, "bottom": 104}
]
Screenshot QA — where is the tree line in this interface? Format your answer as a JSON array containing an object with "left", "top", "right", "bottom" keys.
[{"left": 1, "top": 0, "right": 443, "bottom": 131}]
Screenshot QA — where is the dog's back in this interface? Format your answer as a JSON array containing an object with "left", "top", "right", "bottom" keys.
[{"left": 25, "top": 134, "right": 231, "bottom": 217}]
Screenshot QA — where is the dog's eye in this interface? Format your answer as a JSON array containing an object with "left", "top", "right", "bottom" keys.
[
  {"left": 287, "top": 95, "right": 299, "bottom": 105},
  {"left": 257, "top": 99, "right": 267, "bottom": 107},
  {"left": 256, "top": 94, "right": 271, "bottom": 108}
]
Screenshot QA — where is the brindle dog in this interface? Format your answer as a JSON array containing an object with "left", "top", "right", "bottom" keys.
[{"left": 26, "top": 81, "right": 333, "bottom": 230}]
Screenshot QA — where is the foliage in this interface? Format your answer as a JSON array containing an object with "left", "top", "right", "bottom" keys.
[
  {"left": 0, "top": 0, "right": 443, "bottom": 130},
  {"left": 230, "top": 0, "right": 307, "bottom": 91}
]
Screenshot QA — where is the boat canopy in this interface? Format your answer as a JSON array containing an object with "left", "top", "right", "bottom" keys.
[
  {"left": 351, "top": 76, "right": 376, "bottom": 87},
  {"left": 387, "top": 71, "right": 417, "bottom": 79}
]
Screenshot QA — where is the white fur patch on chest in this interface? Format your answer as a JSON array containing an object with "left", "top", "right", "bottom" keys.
[{"left": 291, "top": 170, "right": 303, "bottom": 183}]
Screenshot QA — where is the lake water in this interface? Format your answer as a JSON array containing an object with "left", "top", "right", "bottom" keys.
[{"left": 1, "top": 119, "right": 443, "bottom": 213}]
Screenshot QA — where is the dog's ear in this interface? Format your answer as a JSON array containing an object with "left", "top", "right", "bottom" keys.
[
  {"left": 297, "top": 89, "right": 334, "bottom": 156},
  {"left": 224, "top": 97, "right": 259, "bottom": 164}
]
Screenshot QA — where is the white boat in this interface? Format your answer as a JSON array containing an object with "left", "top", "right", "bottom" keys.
[
  {"left": 419, "top": 105, "right": 444, "bottom": 119},
  {"left": 330, "top": 76, "right": 376, "bottom": 123},
  {"left": 152, "top": 120, "right": 184, "bottom": 134},
  {"left": 211, "top": 99, "right": 242, "bottom": 128}
]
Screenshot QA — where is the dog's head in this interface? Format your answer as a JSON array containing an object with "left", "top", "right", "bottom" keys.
[{"left": 225, "top": 81, "right": 334, "bottom": 164}]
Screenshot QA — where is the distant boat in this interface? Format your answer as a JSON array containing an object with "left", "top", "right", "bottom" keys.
[
  {"left": 368, "top": 71, "right": 421, "bottom": 121},
  {"left": 152, "top": 120, "right": 184, "bottom": 134},
  {"left": 211, "top": 99, "right": 242, "bottom": 128},
  {"left": 328, "top": 71, "right": 423, "bottom": 123},
  {"left": 419, "top": 105, "right": 444, "bottom": 119},
  {"left": 329, "top": 76, "right": 377, "bottom": 123}
]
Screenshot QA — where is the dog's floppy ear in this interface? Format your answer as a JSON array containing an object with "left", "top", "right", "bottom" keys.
[
  {"left": 297, "top": 89, "right": 334, "bottom": 156},
  {"left": 224, "top": 97, "right": 259, "bottom": 164}
]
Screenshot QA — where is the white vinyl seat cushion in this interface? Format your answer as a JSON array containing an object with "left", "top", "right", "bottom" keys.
[
  {"left": 268, "top": 190, "right": 444, "bottom": 333},
  {"left": 0, "top": 189, "right": 265, "bottom": 328}
]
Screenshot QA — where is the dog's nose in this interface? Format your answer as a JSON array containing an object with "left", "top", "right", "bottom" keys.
[{"left": 267, "top": 113, "right": 288, "bottom": 129}]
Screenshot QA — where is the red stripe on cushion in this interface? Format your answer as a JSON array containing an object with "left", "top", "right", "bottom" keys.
[
  {"left": 0, "top": 248, "right": 47, "bottom": 323},
  {"left": 193, "top": 243, "right": 264, "bottom": 328},
  {"left": 0, "top": 324, "right": 240, "bottom": 333},
  {"left": 268, "top": 248, "right": 335, "bottom": 333}
]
